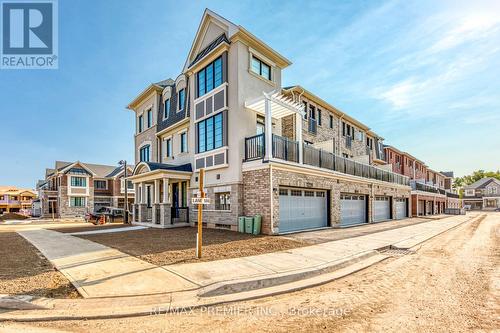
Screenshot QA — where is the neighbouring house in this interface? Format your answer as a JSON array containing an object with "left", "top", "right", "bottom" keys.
[
  {"left": 0, "top": 186, "right": 37, "bottom": 215},
  {"left": 462, "top": 177, "right": 500, "bottom": 210},
  {"left": 125, "top": 9, "right": 412, "bottom": 234},
  {"left": 36, "top": 161, "right": 135, "bottom": 218},
  {"left": 383, "top": 145, "right": 461, "bottom": 216}
]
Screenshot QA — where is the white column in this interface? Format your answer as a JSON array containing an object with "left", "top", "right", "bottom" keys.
[
  {"left": 264, "top": 96, "right": 272, "bottom": 161},
  {"left": 295, "top": 112, "right": 303, "bottom": 164},
  {"left": 163, "top": 178, "right": 169, "bottom": 204},
  {"left": 154, "top": 179, "right": 160, "bottom": 204},
  {"left": 134, "top": 184, "right": 139, "bottom": 204}
]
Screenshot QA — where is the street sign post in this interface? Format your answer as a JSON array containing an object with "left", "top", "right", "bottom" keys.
[{"left": 196, "top": 169, "right": 205, "bottom": 259}]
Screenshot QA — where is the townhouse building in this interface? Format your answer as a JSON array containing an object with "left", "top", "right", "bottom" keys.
[
  {"left": 37, "top": 161, "right": 134, "bottom": 218},
  {"left": 0, "top": 186, "right": 36, "bottom": 214},
  {"left": 384, "top": 145, "right": 460, "bottom": 216},
  {"left": 463, "top": 177, "right": 500, "bottom": 210},
  {"left": 126, "top": 9, "right": 411, "bottom": 235}
]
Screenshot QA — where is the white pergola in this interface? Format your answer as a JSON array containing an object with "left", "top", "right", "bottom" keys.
[{"left": 245, "top": 90, "right": 305, "bottom": 162}]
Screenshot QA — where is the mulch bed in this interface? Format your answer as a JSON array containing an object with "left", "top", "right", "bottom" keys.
[
  {"left": 0, "top": 212, "right": 28, "bottom": 221},
  {"left": 0, "top": 231, "right": 80, "bottom": 298},
  {"left": 78, "top": 227, "right": 310, "bottom": 266}
]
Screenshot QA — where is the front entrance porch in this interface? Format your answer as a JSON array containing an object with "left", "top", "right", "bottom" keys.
[{"left": 128, "top": 162, "right": 192, "bottom": 228}]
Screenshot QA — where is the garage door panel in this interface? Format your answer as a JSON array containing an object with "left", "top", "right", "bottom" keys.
[
  {"left": 373, "top": 196, "right": 391, "bottom": 222},
  {"left": 340, "top": 194, "right": 366, "bottom": 226},
  {"left": 395, "top": 199, "right": 407, "bottom": 219},
  {"left": 279, "top": 188, "right": 327, "bottom": 233}
]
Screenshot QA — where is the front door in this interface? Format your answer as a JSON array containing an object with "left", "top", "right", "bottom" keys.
[{"left": 172, "top": 183, "right": 179, "bottom": 208}]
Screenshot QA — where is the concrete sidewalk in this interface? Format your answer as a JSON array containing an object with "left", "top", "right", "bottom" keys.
[
  {"left": 18, "top": 229, "right": 197, "bottom": 298},
  {"left": 17, "top": 214, "right": 473, "bottom": 300}
]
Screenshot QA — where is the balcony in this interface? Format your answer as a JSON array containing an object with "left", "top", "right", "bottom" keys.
[
  {"left": 244, "top": 133, "right": 410, "bottom": 186},
  {"left": 446, "top": 192, "right": 460, "bottom": 199},
  {"left": 411, "top": 181, "right": 446, "bottom": 195}
]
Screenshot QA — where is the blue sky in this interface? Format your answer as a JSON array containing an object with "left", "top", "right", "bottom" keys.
[{"left": 1, "top": 0, "right": 499, "bottom": 188}]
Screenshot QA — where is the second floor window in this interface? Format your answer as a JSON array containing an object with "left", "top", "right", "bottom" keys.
[
  {"left": 197, "top": 56, "right": 223, "bottom": 97},
  {"left": 329, "top": 115, "right": 333, "bottom": 128},
  {"left": 71, "top": 176, "right": 86, "bottom": 187},
  {"left": 317, "top": 109, "right": 322, "bottom": 126},
  {"left": 165, "top": 138, "right": 171, "bottom": 158},
  {"left": 70, "top": 197, "right": 86, "bottom": 207},
  {"left": 138, "top": 115, "right": 143, "bottom": 133},
  {"left": 178, "top": 89, "right": 185, "bottom": 111},
  {"left": 140, "top": 145, "right": 150, "bottom": 162},
  {"left": 94, "top": 180, "right": 107, "bottom": 190},
  {"left": 251, "top": 56, "right": 271, "bottom": 80},
  {"left": 164, "top": 99, "right": 170, "bottom": 119},
  {"left": 180, "top": 132, "right": 187, "bottom": 153},
  {"left": 147, "top": 109, "right": 152, "bottom": 128},
  {"left": 197, "top": 113, "right": 223, "bottom": 153}
]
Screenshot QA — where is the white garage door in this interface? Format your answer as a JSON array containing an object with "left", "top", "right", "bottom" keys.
[
  {"left": 340, "top": 194, "right": 367, "bottom": 227},
  {"left": 374, "top": 196, "right": 391, "bottom": 222},
  {"left": 395, "top": 198, "right": 407, "bottom": 219},
  {"left": 279, "top": 188, "right": 328, "bottom": 233}
]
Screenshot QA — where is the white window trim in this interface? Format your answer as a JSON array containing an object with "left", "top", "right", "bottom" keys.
[
  {"left": 69, "top": 196, "right": 86, "bottom": 207},
  {"left": 248, "top": 47, "right": 276, "bottom": 84},
  {"left": 177, "top": 89, "right": 186, "bottom": 113},
  {"left": 179, "top": 129, "right": 188, "bottom": 154},
  {"left": 163, "top": 98, "right": 171, "bottom": 120},
  {"left": 138, "top": 141, "right": 152, "bottom": 162},
  {"left": 94, "top": 179, "right": 108, "bottom": 190},
  {"left": 163, "top": 136, "right": 173, "bottom": 159}
]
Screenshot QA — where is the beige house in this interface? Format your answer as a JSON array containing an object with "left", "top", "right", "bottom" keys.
[{"left": 126, "top": 9, "right": 411, "bottom": 234}]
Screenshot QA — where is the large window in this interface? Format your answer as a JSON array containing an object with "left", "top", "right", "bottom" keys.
[
  {"left": 147, "top": 109, "right": 152, "bottom": 128},
  {"left": 140, "top": 145, "right": 150, "bottom": 162},
  {"left": 197, "top": 56, "right": 223, "bottom": 97},
  {"left": 71, "top": 176, "right": 86, "bottom": 187},
  {"left": 138, "top": 115, "right": 143, "bottom": 133},
  {"left": 94, "top": 180, "right": 107, "bottom": 190},
  {"left": 178, "top": 89, "right": 185, "bottom": 111},
  {"left": 164, "top": 99, "right": 170, "bottom": 119},
  {"left": 180, "top": 132, "right": 187, "bottom": 153},
  {"left": 197, "top": 113, "right": 223, "bottom": 153},
  {"left": 70, "top": 197, "right": 86, "bottom": 207},
  {"left": 251, "top": 56, "right": 271, "bottom": 80}
]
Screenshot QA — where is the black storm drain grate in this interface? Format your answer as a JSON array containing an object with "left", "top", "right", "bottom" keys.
[{"left": 378, "top": 247, "right": 416, "bottom": 256}]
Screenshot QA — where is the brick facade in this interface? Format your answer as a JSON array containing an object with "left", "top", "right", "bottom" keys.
[{"left": 243, "top": 164, "right": 411, "bottom": 235}]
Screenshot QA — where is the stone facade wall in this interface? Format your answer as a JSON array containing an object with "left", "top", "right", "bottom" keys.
[
  {"left": 189, "top": 183, "right": 243, "bottom": 231},
  {"left": 59, "top": 181, "right": 94, "bottom": 218},
  {"left": 242, "top": 165, "right": 411, "bottom": 235}
]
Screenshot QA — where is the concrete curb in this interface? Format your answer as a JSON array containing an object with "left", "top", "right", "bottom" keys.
[{"left": 198, "top": 250, "right": 378, "bottom": 297}]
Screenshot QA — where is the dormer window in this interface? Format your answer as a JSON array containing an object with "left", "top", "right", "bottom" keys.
[
  {"left": 197, "top": 56, "right": 223, "bottom": 97},
  {"left": 178, "top": 89, "right": 185, "bottom": 111},
  {"left": 251, "top": 56, "right": 271, "bottom": 81}
]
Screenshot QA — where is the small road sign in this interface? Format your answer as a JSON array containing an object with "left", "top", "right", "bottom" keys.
[{"left": 192, "top": 197, "right": 210, "bottom": 205}]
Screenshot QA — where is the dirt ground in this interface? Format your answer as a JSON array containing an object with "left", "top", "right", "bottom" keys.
[
  {"left": 0, "top": 231, "right": 79, "bottom": 298},
  {"left": 51, "top": 223, "right": 130, "bottom": 234},
  {"left": 77, "top": 227, "right": 309, "bottom": 265},
  {"left": 15, "top": 212, "right": 498, "bottom": 332}
]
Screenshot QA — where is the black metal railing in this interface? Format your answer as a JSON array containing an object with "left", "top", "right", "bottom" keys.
[
  {"left": 245, "top": 133, "right": 265, "bottom": 161},
  {"left": 134, "top": 205, "right": 139, "bottom": 222},
  {"left": 272, "top": 134, "right": 299, "bottom": 163},
  {"left": 411, "top": 181, "right": 447, "bottom": 194},
  {"left": 243, "top": 134, "right": 410, "bottom": 186},
  {"left": 446, "top": 192, "right": 460, "bottom": 198}
]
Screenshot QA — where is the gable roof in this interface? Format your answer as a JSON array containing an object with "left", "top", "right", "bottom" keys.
[
  {"left": 464, "top": 177, "right": 500, "bottom": 189},
  {"left": 52, "top": 161, "right": 123, "bottom": 178},
  {"left": 188, "top": 33, "right": 230, "bottom": 68}
]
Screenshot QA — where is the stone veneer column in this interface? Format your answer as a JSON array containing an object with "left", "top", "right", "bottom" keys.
[{"left": 160, "top": 203, "right": 172, "bottom": 226}]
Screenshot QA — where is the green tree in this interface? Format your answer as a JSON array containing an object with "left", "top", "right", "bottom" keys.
[{"left": 453, "top": 170, "right": 500, "bottom": 189}]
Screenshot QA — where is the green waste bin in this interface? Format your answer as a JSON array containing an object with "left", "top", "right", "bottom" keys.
[
  {"left": 244, "top": 216, "right": 254, "bottom": 234},
  {"left": 238, "top": 216, "right": 245, "bottom": 233},
  {"left": 252, "top": 214, "right": 262, "bottom": 235}
]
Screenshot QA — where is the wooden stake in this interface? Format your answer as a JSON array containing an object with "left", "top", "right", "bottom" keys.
[{"left": 196, "top": 169, "right": 205, "bottom": 259}]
